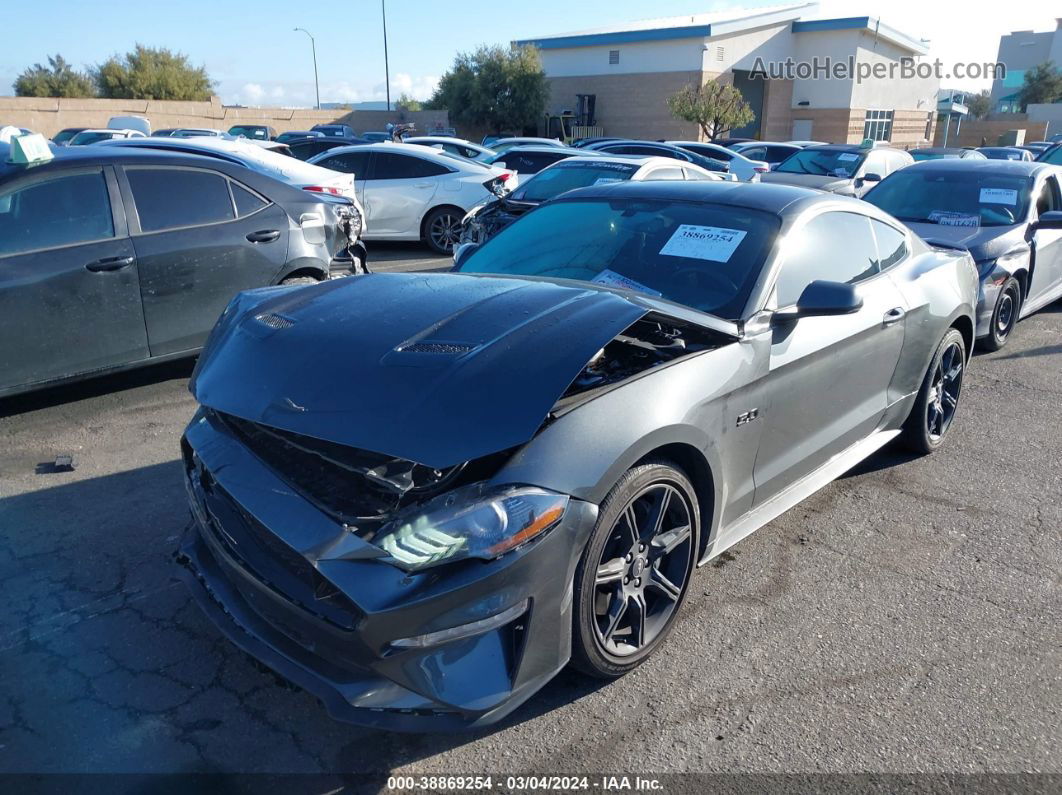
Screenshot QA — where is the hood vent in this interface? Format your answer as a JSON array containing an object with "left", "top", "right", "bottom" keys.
[
  {"left": 397, "top": 341, "right": 476, "bottom": 355},
  {"left": 255, "top": 312, "right": 295, "bottom": 330}
]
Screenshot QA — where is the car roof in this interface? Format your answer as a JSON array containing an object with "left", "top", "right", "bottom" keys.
[
  {"left": 495, "top": 145, "right": 586, "bottom": 155},
  {"left": 901, "top": 158, "right": 1050, "bottom": 177},
  {"left": 405, "top": 136, "right": 483, "bottom": 146},
  {"left": 310, "top": 141, "right": 479, "bottom": 162},
  {"left": 912, "top": 147, "right": 965, "bottom": 154},
  {"left": 493, "top": 137, "right": 564, "bottom": 145},
  {"left": 0, "top": 143, "right": 246, "bottom": 181},
  {"left": 553, "top": 176, "right": 823, "bottom": 214}
]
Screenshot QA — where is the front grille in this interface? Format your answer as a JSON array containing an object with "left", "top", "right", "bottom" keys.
[{"left": 213, "top": 411, "right": 463, "bottom": 536}]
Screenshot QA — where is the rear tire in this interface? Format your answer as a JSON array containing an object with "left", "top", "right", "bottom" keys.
[
  {"left": 570, "top": 461, "right": 699, "bottom": 679},
  {"left": 980, "top": 277, "right": 1020, "bottom": 352},
  {"left": 900, "top": 328, "right": 966, "bottom": 455},
  {"left": 423, "top": 207, "right": 463, "bottom": 254}
]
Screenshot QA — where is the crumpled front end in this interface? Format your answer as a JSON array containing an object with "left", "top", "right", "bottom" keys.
[{"left": 177, "top": 406, "right": 597, "bottom": 731}]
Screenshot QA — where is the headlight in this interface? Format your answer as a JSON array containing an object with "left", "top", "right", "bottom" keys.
[
  {"left": 372, "top": 483, "right": 568, "bottom": 572},
  {"left": 347, "top": 204, "right": 363, "bottom": 238}
]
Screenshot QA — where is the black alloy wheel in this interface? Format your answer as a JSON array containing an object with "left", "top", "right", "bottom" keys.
[{"left": 571, "top": 462, "right": 699, "bottom": 678}]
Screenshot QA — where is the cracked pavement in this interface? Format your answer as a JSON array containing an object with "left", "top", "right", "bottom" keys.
[{"left": 0, "top": 245, "right": 1059, "bottom": 781}]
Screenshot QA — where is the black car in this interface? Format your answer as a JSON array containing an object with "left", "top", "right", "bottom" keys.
[
  {"left": 0, "top": 146, "right": 357, "bottom": 397},
  {"left": 583, "top": 139, "right": 730, "bottom": 174},
  {"left": 977, "top": 146, "right": 1034, "bottom": 162},
  {"left": 286, "top": 137, "right": 367, "bottom": 161},
  {"left": 486, "top": 145, "right": 585, "bottom": 175}
]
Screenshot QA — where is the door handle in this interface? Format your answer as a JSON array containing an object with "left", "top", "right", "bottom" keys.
[
  {"left": 85, "top": 256, "right": 134, "bottom": 272},
  {"left": 882, "top": 307, "right": 906, "bottom": 326},
  {"left": 246, "top": 229, "right": 281, "bottom": 243}
]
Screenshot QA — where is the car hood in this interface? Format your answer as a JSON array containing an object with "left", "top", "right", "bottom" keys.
[
  {"left": 759, "top": 171, "right": 853, "bottom": 193},
  {"left": 902, "top": 221, "right": 1027, "bottom": 262},
  {"left": 190, "top": 272, "right": 648, "bottom": 468}
]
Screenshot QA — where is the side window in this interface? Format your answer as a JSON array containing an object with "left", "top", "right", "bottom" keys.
[
  {"left": 741, "top": 146, "right": 767, "bottom": 161},
  {"left": 317, "top": 151, "right": 370, "bottom": 177},
  {"left": 0, "top": 169, "right": 114, "bottom": 257},
  {"left": 127, "top": 168, "right": 234, "bottom": 233},
  {"left": 371, "top": 153, "right": 449, "bottom": 179},
  {"left": 871, "top": 220, "right": 908, "bottom": 271},
  {"left": 231, "top": 182, "right": 268, "bottom": 217},
  {"left": 775, "top": 212, "right": 880, "bottom": 306},
  {"left": 646, "top": 167, "right": 685, "bottom": 180},
  {"left": 1035, "top": 178, "right": 1061, "bottom": 216}
]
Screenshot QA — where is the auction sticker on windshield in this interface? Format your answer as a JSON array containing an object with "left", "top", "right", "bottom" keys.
[
  {"left": 838, "top": 152, "right": 860, "bottom": 161},
  {"left": 980, "top": 188, "right": 1018, "bottom": 205},
  {"left": 660, "top": 225, "right": 747, "bottom": 262},
  {"left": 591, "top": 269, "right": 662, "bottom": 296}
]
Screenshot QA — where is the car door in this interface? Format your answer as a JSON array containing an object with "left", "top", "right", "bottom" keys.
[
  {"left": 1027, "top": 175, "right": 1062, "bottom": 306},
  {"left": 361, "top": 152, "right": 448, "bottom": 237},
  {"left": 752, "top": 210, "right": 908, "bottom": 505},
  {"left": 0, "top": 165, "right": 149, "bottom": 393},
  {"left": 120, "top": 165, "right": 291, "bottom": 356}
]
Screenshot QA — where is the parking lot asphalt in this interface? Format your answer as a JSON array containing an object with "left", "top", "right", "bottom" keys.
[{"left": 0, "top": 243, "right": 1059, "bottom": 783}]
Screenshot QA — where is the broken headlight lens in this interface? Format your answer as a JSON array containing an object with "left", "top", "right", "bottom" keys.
[{"left": 373, "top": 483, "right": 568, "bottom": 572}]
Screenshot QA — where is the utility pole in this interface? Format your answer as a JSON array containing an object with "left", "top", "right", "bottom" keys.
[
  {"left": 294, "top": 28, "right": 320, "bottom": 110},
  {"left": 381, "top": 0, "right": 391, "bottom": 111}
]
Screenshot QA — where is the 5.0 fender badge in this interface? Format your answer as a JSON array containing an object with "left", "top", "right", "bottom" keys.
[{"left": 736, "top": 409, "right": 759, "bottom": 427}]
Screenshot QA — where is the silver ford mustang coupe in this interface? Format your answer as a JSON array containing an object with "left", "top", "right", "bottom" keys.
[{"left": 178, "top": 180, "right": 978, "bottom": 731}]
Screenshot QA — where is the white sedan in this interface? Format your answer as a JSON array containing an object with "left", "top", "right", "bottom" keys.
[
  {"left": 309, "top": 142, "right": 514, "bottom": 254},
  {"left": 488, "top": 137, "right": 567, "bottom": 155},
  {"left": 403, "top": 136, "right": 496, "bottom": 163},
  {"left": 667, "top": 140, "right": 769, "bottom": 182}
]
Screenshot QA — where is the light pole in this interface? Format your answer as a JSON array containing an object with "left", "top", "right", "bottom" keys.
[
  {"left": 294, "top": 27, "right": 320, "bottom": 110},
  {"left": 381, "top": 0, "right": 391, "bottom": 111}
]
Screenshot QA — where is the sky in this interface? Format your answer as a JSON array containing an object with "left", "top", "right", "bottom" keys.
[{"left": 2, "top": 0, "right": 1058, "bottom": 107}]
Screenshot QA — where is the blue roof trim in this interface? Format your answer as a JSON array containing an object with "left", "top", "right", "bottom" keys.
[
  {"left": 515, "top": 25, "right": 712, "bottom": 50},
  {"left": 791, "top": 17, "right": 871, "bottom": 33}
]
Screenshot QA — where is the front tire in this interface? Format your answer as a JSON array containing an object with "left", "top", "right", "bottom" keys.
[
  {"left": 570, "top": 462, "right": 700, "bottom": 679},
  {"left": 423, "top": 207, "right": 463, "bottom": 254},
  {"left": 900, "top": 328, "right": 966, "bottom": 455},
  {"left": 980, "top": 277, "right": 1021, "bottom": 351}
]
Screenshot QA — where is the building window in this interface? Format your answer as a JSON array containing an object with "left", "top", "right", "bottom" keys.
[
  {"left": 716, "top": 46, "right": 725, "bottom": 62},
  {"left": 609, "top": 50, "right": 619, "bottom": 65},
  {"left": 863, "top": 109, "right": 894, "bottom": 142}
]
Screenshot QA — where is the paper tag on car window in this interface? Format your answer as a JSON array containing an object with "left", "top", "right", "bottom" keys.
[
  {"left": 833, "top": 167, "right": 851, "bottom": 177},
  {"left": 979, "top": 188, "right": 1017, "bottom": 205},
  {"left": 659, "top": 224, "right": 747, "bottom": 262},
  {"left": 593, "top": 177, "right": 623, "bottom": 185},
  {"left": 928, "top": 210, "right": 980, "bottom": 227},
  {"left": 837, "top": 153, "right": 860, "bottom": 162},
  {"left": 591, "top": 269, "right": 661, "bottom": 296}
]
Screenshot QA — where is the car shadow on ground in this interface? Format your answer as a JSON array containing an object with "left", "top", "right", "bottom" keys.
[
  {"left": 0, "top": 460, "right": 610, "bottom": 778},
  {"left": 0, "top": 357, "right": 197, "bottom": 418}
]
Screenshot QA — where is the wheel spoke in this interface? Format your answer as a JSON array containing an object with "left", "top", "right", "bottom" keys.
[
  {"left": 648, "top": 566, "right": 682, "bottom": 602},
  {"left": 942, "top": 391, "right": 958, "bottom": 409},
  {"left": 650, "top": 524, "right": 691, "bottom": 560},
  {"left": 621, "top": 505, "right": 640, "bottom": 546},
  {"left": 645, "top": 487, "right": 672, "bottom": 539},
  {"left": 596, "top": 557, "right": 626, "bottom": 586},
  {"left": 602, "top": 593, "right": 629, "bottom": 642},
  {"left": 628, "top": 594, "right": 646, "bottom": 647}
]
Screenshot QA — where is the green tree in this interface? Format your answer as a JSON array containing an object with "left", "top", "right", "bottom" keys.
[
  {"left": 395, "top": 93, "right": 422, "bottom": 111},
  {"left": 94, "top": 45, "right": 213, "bottom": 100},
  {"left": 965, "top": 89, "right": 991, "bottom": 120},
  {"left": 666, "top": 80, "right": 754, "bottom": 141},
  {"left": 427, "top": 45, "right": 548, "bottom": 134},
  {"left": 1017, "top": 61, "right": 1062, "bottom": 111},
  {"left": 14, "top": 54, "right": 95, "bottom": 98}
]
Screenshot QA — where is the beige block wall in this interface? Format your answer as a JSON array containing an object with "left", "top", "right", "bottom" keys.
[
  {"left": 761, "top": 79, "right": 793, "bottom": 141},
  {"left": 0, "top": 96, "right": 449, "bottom": 138},
  {"left": 933, "top": 117, "right": 1052, "bottom": 148},
  {"left": 544, "top": 71, "right": 705, "bottom": 141}
]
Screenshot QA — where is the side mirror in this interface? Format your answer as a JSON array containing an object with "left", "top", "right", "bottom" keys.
[
  {"left": 1032, "top": 210, "right": 1062, "bottom": 231},
  {"left": 452, "top": 241, "right": 479, "bottom": 268},
  {"left": 773, "top": 280, "right": 863, "bottom": 324},
  {"left": 861, "top": 172, "right": 882, "bottom": 182}
]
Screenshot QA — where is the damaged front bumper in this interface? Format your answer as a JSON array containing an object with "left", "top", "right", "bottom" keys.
[{"left": 176, "top": 408, "right": 596, "bottom": 731}]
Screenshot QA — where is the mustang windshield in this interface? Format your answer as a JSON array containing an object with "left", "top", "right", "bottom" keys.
[
  {"left": 775, "top": 148, "right": 866, "bottom": 177},
  {"left": 456, "top": 198, "right": 779, "bottom": 320},
  {"left": 864, "top": 170, "right": 1033, "bottom": 227}
]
